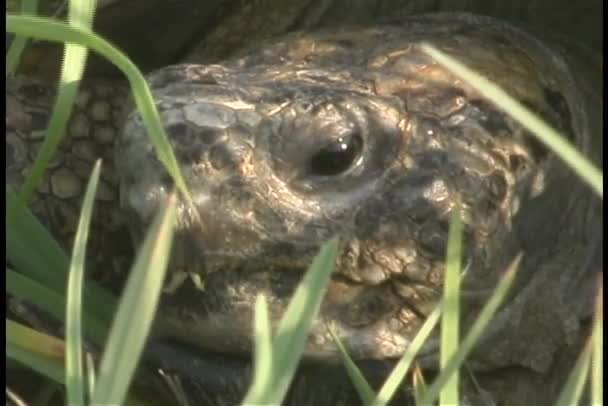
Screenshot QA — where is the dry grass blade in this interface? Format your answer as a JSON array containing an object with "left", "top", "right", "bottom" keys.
[{"left": 412, "top": 364, "right": 427, "bottom": 405}]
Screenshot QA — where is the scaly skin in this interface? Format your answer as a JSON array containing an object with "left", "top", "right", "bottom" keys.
[{"left": 7, "top": 12, "right": 601, "bottom": 406}]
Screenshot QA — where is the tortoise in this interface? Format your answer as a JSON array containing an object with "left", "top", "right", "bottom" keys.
[{"left": 6, "top": 1, "right": 602, "bottom": 405}]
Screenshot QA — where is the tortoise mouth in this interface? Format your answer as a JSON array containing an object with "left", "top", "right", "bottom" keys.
[{"left": 151, "top": 262, "right": 448, "bottom": 364}]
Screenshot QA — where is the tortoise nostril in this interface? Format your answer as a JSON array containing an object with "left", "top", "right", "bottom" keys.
[
  {"left": 167, "top": 123, "right": 224, "bottom": 165},
  {"left": 197, "top": 127, "right": 223, "bottom": 146},
  {"left": 167, "top": 122, "right": 191, "bottom": 141},
  {"left": 208, "top": 144, "right": 237, "bottom": 171},
  {"left": 160, "top": 173, "right": 175, "bottom": 189}
]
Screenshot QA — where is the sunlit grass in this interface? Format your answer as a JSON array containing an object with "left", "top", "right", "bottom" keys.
[
  {"left": 243, "top": 239, "right": 339, "bottom": 405},
  {"left": 65, "top": 160, "right": 101, "bottom": 405},
  {"left": 439, "top": 207, "right": 463, "bottom": 405}
]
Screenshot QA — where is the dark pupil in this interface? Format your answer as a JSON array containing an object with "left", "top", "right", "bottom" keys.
[{"left": 309, "top": 134, "right": 363, "bottom": 176}]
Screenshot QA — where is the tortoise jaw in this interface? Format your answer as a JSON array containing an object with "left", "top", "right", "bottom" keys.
[{"left": 152, "top": 262, "right": 438, "bottom": 363}]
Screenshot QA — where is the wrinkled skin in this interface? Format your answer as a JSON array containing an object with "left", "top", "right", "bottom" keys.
[{"left": 6, "top": 5, "right": 602, "bottom": 406}]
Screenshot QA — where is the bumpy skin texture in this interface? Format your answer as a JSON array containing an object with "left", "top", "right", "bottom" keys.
[
  {"left": 116, "top": 13, "right": 601, "bottom": 404},
  {"left": 118, "top": 10, "right": 594, "bottom": 362},
  {"left": 7, "top": 11, "right": 601, "bottom": 406},
  {"left": 6, "top": 77, "right": 133, "bottom": 284}
]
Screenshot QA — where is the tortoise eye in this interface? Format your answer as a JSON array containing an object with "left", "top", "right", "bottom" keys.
[{"left": 308, "top": 133, "right": 364, "bottom": 176}]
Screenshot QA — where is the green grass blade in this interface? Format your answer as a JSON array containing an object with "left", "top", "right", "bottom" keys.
[
  {"left": 7, "top": 319, "right": 66, "bottom": 383},
  {"left": 7, "top": 319, "right": 151, "bottom": 406},
  {"left": 7, "top": 268, "right": 66, "bottom": 326},
  {"left": 6, "top": 189, "right": 70, "bottom": 291},
  {"left": 7, "top": 190, "right": 116, "bottom": 341},
  {"left": 591, "top": 281, "right": 602, "bottom": 406},
  {"left": 7, "top": 269, "right": 108, "bottom": 343},
  {"left": 6, "top": 0, "right": 38, "bottom": 75},
  {"left": 8, "top": 342, "right": 65, "bottom": 385},
  {"left": 439, "top": 208, "right": 463, "bottom": 405},
  {"left": 251, "top": 295, "right": 274, "bottom": 392},
  {"left": 420, "top": 44, "right": 603, "bottom": 198},
  {"left": 329, "top": 326, "right": 376, "bottom": 405},
  {"left": 91, "top": 194, "right": 177, "bottom": 405},
  {"left": 67, "top": 0, "right": 98, "bottom": 28},
  {"left": 555, "top": 339, "right": 593, "bottom": 406},
  {"left": 243, "top": 238, "right": 339, "bottom": 405},
  {"left": 373, "top": 302, "right": 443, "bottom": 405},
  {"left": 420, "top": 253, "right": 522, "bottom": 405},
  {"left": 8, "top": 0, "right": 98, "bottom": 221},
  {"left": 86, "top": 352, "right": 96, "bottom": 397},
  {"left": 65, "top": 159, "right": 101, "bottom": 406},
  {"left": 6, "top": 14, "right": 192, "bottom": 205}
]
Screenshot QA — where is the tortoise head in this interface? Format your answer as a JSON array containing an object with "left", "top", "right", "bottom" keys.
[{"left": 115, "top": 15, "right": 587, "bottom": 367}]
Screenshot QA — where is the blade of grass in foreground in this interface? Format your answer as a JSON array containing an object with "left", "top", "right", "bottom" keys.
[
  {"left": 7, "top": 319, "right": 66, "bottom": 383},
  {"left": 420, "top": 44, "right": 603, "bottom": 198},
  {"left": 6, "top": 190, "right": 70, "bottom": 293},
  {"left": 5, "top": 0, "right": 38, "bottom": 75},
  {"left": 9, "top": 0, "right": 99, "bottom": 220},
  {"left": 243, "top": 238, "right": 339, "bottom": 405},
  {"left": 439, "top": 208, "right": 463, "bottom": 405},
  {"left": 329, "top": 326, "right": 376, "bottom": 405},
  {"left": 6, "top": 15, "right": 192, "bottom": 206},
  {"left": 6, "top": 388, "right": 27, "bottom": 406},
  {"left": 6, "top": 320, "right": 153, "bottom": 406},
  {"left": 251, "top": 295, "right": 273, "bottom": 389},
  {"left": 591, "top": 281, "right": 603, "bottom": 405},
  {"left": 373, "top": 302, "right": 443, "bottom": 405},
  {"left": 555, "top": 338, "right": 592, "bottom": 406},
  {"left": 329, "top": 299, "right": 444, "bottom": 406},
  {"left": 65, "top": 159, "right": 102, "bottom": 406},
  {"left": 6, "top": 189, "right": 116, "bottom": 341},
  {"left": 6, "top": 269, "right": 108, "bottom": 343},
  {"left": 90, "top": 193, "right": 177, "bottom": 405},
  {"left": 420, "top": 253, "right": 522, "bottom": 405},
  {"left": 330, "top": 210, "right": 462, "bottom": 406}
]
